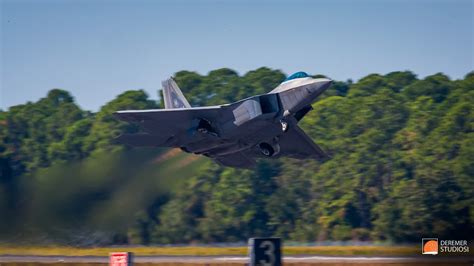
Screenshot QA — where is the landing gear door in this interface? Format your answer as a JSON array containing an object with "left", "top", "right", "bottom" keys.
[{"left": 232, "top": 99, "right": 263, "bottom": 126}]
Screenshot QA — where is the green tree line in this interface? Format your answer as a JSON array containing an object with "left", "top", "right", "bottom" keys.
[{"left": 0, "top": 67, "right": 472, "bottom": 245}]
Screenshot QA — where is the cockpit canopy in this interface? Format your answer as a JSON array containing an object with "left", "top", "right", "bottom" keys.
[{"left": 284, "top": 71, "right": 310, "bottom": 82}]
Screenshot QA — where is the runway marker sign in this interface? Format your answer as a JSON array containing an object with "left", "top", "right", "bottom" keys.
[
  {"left": 109, "top": 252, "right": 133, "bottom": 266},
  {"left": 248, "top": 237, "right": 282, "bottom": 266}
]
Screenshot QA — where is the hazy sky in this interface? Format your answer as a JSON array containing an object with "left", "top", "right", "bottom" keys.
[{"left": 1, "top": 0, "right": 473, "bottom": 111}]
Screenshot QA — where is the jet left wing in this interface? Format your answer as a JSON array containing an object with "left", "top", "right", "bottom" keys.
[
  {"left": 114, "top": 107, "right": 224, "bottom": 146},
  {"left": 277, "top": 125, "right": 328, "bottom": 160},
  {"left": 213, "top": 125, "right": 327, "bottom": 168}
]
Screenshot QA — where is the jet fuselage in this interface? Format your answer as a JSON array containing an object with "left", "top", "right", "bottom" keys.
[{"left": 181, "top": 76, "right": 332, "bottom": 158}]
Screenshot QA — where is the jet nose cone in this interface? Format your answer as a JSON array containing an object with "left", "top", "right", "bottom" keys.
[
  {"left": 319, "top": 78, "right": 333, "bottom": 89},
  {"left": 310, "top": 78, "right": 333, "bottom": 93}
]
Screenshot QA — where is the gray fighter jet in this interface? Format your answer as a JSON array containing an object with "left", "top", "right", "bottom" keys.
[{"left": 114, "top": 72, "right": 332, "bottom": 168}]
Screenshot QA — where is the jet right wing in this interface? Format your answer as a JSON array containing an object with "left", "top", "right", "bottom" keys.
[
  {"left": 277, "top": 125, "right": 328, "bottom": 160},
  {"left": 114, "top": 107, "right": 224, "bottom": 147}
]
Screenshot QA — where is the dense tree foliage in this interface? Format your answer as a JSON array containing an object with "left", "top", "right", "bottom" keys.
[{"left": 0, "top": 68, "right": 472, "bottom": 245}]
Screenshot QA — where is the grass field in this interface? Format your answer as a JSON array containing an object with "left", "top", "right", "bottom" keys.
[
  {"left": 0, "top": 245, "right": 420, "bottom": 256},
  {"left": 0, "top": 255, "right": 471, "bottom": 266},
  {"left": 1, "top": 246, "right": 472, "bottom": 266}
]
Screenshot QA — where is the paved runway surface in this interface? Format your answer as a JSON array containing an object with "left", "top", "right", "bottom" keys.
[{"left": 0, "top": 255, "right": 473, "bottom": 264}]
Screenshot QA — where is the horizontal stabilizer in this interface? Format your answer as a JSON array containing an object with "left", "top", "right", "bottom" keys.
[
  {"left": 115, "top": 133, "right": 171, "bottom": 147},
  {"left": 214, "top": 151, "right": 257, "bottom": 169}
]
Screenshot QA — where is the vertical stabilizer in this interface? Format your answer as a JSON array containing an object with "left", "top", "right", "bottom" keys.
[{"left": 162, "top": 78, "right": 191, "bottom": 109}]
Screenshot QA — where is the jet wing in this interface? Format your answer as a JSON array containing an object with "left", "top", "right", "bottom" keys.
[
  {"left": 114, "top": 107, "right": 224, "bottom": 147},
  {"left": 213, "top": 125, "right": 327, "bottom": 168},
  {"left": 277, "top": 125, "right": 328, "bottom": 160},
  {"left": 213, "top": 151, "right": 257, "bottom": 169}
]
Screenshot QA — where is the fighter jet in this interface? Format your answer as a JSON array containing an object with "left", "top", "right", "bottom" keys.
[{"left": 114, "top": 72, "right": 332, "bottom": 168}]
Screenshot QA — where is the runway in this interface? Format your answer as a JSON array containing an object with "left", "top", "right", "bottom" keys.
[{"left": 0, "top": 255, "right": 473, "bottom": 265}]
